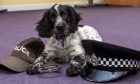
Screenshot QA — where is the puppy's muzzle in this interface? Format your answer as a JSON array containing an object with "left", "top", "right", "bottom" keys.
[{"left": 56, "top": 22, "right": 66, "bottom": 32}]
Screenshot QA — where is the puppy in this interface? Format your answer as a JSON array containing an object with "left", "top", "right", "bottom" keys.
[{"left": 27, "top": 4, "right": 102, "bottom": 76}]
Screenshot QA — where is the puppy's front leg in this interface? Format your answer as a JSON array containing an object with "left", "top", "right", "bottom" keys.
[
  {"left": 27, "top": 45, "right": 57, "bottom": 75},
  {"left": 26, "top": 53, "right": 48, "bottom": 75},
  {"left": 66, "top": 45, "right": 86, "bottom": 77}
]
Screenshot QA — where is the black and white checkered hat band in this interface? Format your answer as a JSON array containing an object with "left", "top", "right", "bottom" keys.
[
  {"left": 97, "top": 57, "right": 140, "bottom": 68},
  {"left": 87, "top": 55, "right": 140, "bottom": 69}
]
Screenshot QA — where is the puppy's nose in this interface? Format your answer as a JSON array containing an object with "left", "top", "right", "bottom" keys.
[{"left": 56, "top": 23, "right": 64, "bottom": 30}]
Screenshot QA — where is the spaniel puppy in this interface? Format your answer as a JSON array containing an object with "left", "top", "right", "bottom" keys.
[{"left": 27, "top": 4, "right": 102, "bottom": 76}]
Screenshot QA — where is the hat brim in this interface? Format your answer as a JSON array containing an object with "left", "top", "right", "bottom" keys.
[
  {"left": 81, "top": 68, "right": 129, "bottom": 83},
  {"left": 0, "top": 56, "right": 29, "bottom": 72}
]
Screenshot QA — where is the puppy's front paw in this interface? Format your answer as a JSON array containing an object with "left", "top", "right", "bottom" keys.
[
  {"left": 26, "top": 64, "right": 39, "bottom": 75},
  {"left": 66, "top": 66, "right": 81, "bottom": 77}
]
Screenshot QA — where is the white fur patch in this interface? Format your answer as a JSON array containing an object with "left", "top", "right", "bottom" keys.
[
  {"left": 54, "top": 4, "right": 60, "bottom": 14},
  {"left": 78, "top": 25, "right": 102, "bottom": 42},
  {"left": 54, "top": 4, "right": 64, "bottom": 26}
]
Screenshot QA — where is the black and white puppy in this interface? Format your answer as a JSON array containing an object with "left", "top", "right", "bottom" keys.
[{"left": 27, "top": 4, "right": 102, "bottom": 76}]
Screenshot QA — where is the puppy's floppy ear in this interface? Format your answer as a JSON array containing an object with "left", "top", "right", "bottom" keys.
[
  {"left": 67, "top": 6, "right": 81, "bottom": 32},
  {"left": 36, "top": 10, "right": 53, "bottom": 38}
]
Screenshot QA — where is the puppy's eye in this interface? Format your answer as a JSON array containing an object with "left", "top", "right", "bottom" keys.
[{"left": 61, "top": 13, "right": 68, "bottom": 19}]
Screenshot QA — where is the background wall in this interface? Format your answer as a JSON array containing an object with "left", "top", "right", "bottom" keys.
[
  {"left": 0, "top": 0, "right": 104, "bottom": 11},
  {"left": 0, "top": 0, "right": 84, "bottom": 6}
]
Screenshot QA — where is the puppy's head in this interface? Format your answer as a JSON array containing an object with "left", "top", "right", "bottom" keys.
[{"left": 36, "top": 4, "right": 81, "bottom": 39}]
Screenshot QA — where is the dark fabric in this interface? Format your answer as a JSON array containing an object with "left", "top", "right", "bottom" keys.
[
  {"left": 82, "top": 40, "right": 140, "bottom": 71},
  {"left": 81, "top": 40, "right": 140, "bottom": 82},
  {"left": 82, "top": 40, "right": 140, "bottom": 60}
]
